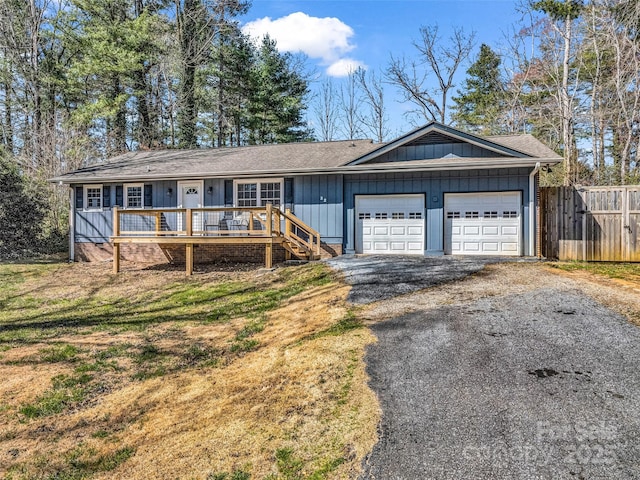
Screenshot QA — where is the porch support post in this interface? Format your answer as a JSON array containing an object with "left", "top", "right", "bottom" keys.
[
  {"left": 186, "top": 243, "right": 194, "bottom": 276},
  {"left": 265, "top": 203, "right": 273, "bottom": 268},
  {"left": 284, "top": 208, "right": 292, "bottom": 260},
  {"left": 113, "top": 206, "right": 120, "bottom": 273}
]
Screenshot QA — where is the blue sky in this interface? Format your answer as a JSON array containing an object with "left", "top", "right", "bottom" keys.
[{"left": 240, "top": 0, "right": 526, "bottom": 137}]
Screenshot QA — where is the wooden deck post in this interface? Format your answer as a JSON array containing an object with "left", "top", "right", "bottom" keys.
[
  {"left": 186, "top": 208, "right": 193, "bottom": 236},
  {"left": 186, "top": 243, "right": 194, "bottom": 276},
  {"left": 113, "top": 206, "right": 120, "bottom": 273},
  {"left": 155, "top": 211, "right": 162, "bottom": 235},
  {"left": 284, "top": 208, "right": 292, "bottom": 260},
  {"left": 265, "top": 203, "right": 273, "bottom": 268}
]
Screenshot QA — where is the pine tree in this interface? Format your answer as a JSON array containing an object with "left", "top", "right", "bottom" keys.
[
  {"left": 451, "top": 44, "right": 505, "bottom": 134},
  {"left": 247, "top": 36, "right": 312, "bottom": 144}
]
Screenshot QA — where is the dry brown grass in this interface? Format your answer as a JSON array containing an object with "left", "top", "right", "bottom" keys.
[{"left": 0, "top": 261, "right": 379, "bottom": 480}]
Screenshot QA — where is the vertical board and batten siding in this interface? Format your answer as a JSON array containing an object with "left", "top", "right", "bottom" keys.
[
  {"left": 369, "top": 142, "right": 508, "bottom": 164},
  {"left": 541, "top": 186, "right": 640, "bottom": 261},
  {"left": 292, "top": 174, "right": 343, "bottom": 243},
  {"left": 344, "top": 168, "right": 532, "bottom": 254}
]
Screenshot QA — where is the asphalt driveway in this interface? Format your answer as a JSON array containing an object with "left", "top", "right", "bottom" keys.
[{"left": 328, "top": 256, "right": 640, "bottom": 480}]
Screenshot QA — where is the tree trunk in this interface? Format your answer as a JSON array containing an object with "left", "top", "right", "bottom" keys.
[{"left": 561, "top": 13, "right": 575, "bottom": 186}]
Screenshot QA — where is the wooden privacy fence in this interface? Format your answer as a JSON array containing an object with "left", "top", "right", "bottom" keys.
[{"left": 540, "top": 186, "right": 640, "bottom": 261}]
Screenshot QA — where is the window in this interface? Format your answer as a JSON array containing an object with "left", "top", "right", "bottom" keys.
[
  {"left": 260, "top": 182, "right": 281, "bottom": 207},
  {"left": 409, "top": 212, "right": 423, "bottom": 219},
  {"left": 125, "top": 183, "right": 144, "bottom": 208},
  {"left": 84, "top": 185, "right": 102, "bottom": 210},
  {"left": 392, "top": 212, "right": 405, "bottom": 219},
  {"left": 235, "top": 179, "right": 283, "bottom": 207},
  {"left": 447, "top": 211, "right": 460, "bottom": 219},
  {"left": 374, "top": 212, "right": 388, "bottom": 219},
  {"left": 484, "top": 211, "right": 498, "bottom": 218},
  {"left": 503, "top": 211, "right": 518, "bottom": 218},
  {"left": 237, "top": 183, "right": 257, "bottom": 207},
  {"left": 359, "top": 213, "right": 371, "bottom": 220},
  {"left": 465, "top": 211, "right": 479, "bottom": 218}
]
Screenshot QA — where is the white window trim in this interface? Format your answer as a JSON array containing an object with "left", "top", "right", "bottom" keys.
[
  {"left": 124, "top": 182, "right": 145, "bottom": 209},
  {"left": 83, "top": 184, "right": 103, "bottom": 211},
  {"left": 233, "top": 178, "right": 284, "bottom": 207}
]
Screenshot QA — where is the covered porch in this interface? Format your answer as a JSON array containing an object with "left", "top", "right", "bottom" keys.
[{"left": 110, "top": 204, "right": 321, "bottom": 275}]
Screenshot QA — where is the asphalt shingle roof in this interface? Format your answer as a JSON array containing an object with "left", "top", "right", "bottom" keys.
[{"left": 51, "top": 125, "right": 561, "bottom": 184}]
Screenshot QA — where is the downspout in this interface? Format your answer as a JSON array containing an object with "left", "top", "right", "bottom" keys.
[
  {"left": 68, "top": 185, "right": 75, "bottom": 262},
  {"left": 529, "top": 162, "right": 540, "bottom": 257}
]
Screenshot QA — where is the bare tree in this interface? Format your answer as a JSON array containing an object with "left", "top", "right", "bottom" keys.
[
  {"left": 355, "top": 67, "right": 390, "bottom": 142},
  {"left": 338, "top": 69, "right": 363, "bottom": 140},
  {"left": 598, "top": 0, "right": 640, "bottom": 183},
  {"left": 386, "top": 25, "right": 475, "bottom": 124},
  {"left": 313, "top": 77, "right": 338, "bottom": 141},
  {"left": 532, "top": 0, "right": 583, "bottom": 186}
]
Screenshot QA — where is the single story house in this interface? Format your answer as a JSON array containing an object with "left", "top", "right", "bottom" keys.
[{"left": 52, "top": 122, "right": 562, "bottom": 272}]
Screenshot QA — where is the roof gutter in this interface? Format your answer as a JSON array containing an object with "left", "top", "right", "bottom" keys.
[
  {"left": 51, "top": 157, "right": 562, "bottom": 184},
  {"left": 529, "top": 162, "right": 540, "bottom": 256}
]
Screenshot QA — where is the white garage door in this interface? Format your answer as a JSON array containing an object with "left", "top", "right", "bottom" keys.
[
  {"left": 445, "top": 192, "right": 521, "bottom": 256},
  {"left": 356, "top": 194, "right": 425, "bottom": 254}
]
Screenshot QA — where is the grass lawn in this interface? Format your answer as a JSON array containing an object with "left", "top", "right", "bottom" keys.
[
  {"left": 549, "top": 261, "right": 640, "bottom": 283},
  {"left": 0, "top": 260, "right": 379, "bottom": 480}
]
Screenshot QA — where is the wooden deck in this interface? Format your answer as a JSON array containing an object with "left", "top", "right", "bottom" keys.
[{"left": 110, "top": 205, "right": 321, "bottom": 274}]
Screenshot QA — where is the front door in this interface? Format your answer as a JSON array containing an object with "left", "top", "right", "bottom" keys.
[{"left": 178, "top": 181, "right": 204, "bottom": 233}]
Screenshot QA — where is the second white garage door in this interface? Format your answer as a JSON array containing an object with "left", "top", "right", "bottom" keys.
[
  {"left": 444, "top": 192, "right": 522, "bottom": 256},
  {"left": 356, "top": 194, "right": 425, "bottom": 254}
]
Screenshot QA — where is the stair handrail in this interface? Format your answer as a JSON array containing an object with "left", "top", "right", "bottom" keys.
[{"left": 277, "top": 207, "right": 321, "bottom": 257}]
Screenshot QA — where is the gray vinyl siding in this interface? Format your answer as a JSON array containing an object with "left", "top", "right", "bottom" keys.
[
  {"left": 73, "top": 168, "right": 535, "bottom": 257},
  {"left": 343, "top": 167, "right": 533, "bottom": 254},
  {"left": 369, "top": 143, "right": 508, "bottom": 163},
  {"left": 293, "top": 174, "right": 343, "bottom": 243},
  {"left": 75, "top": 211, "right": 112, "bottom": 243}
]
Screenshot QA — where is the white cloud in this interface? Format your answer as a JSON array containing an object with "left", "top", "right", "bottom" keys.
[
  {"left": 326, "top": 58, "right": 367, "bottom": 77},
  {"left": 242, "top": 12, "right": 365, "bottom": 77}
]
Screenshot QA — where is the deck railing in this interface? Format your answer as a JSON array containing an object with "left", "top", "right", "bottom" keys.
[
  {"left": 113, "top": 206, "right": 282, "bottom": 237},
  {"left": 111, "top": 204, "right": 321, "bottom": 273}
]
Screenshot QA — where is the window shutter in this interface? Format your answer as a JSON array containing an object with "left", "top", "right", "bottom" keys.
[
  {"left": 115, "top": 186, "right": 123, "bottom": 207},
  {"left": 284, "top": 178, "right": 294, "bottom": 204},
  {"left": 144, "top": 185, "right": 153, "bottom": 207},
  {"left": 224, "top": 180, "right": 233, "bottom": 206},
  {"left": 75, "top": 187, "right": 83, "bottom": 209},
  {"left": 102, "top": 186, "right": 111, "bottom": 208}
]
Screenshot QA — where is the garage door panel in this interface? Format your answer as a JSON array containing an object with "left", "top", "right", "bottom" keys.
[
  {"left": 373, "top": 242, "right": 389, "bottom": 250},
  {"left": 501, "top": 226, "right": 518, "bottom": 235},
  {"left": 356, "top": 194, "right": 425, "bottom": 255},
  {"left": 483, "top": 243, "right": 499, "bottom": 252},
  {"left": 445, "top": 192, "right": 521, "bottom": 256}
]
